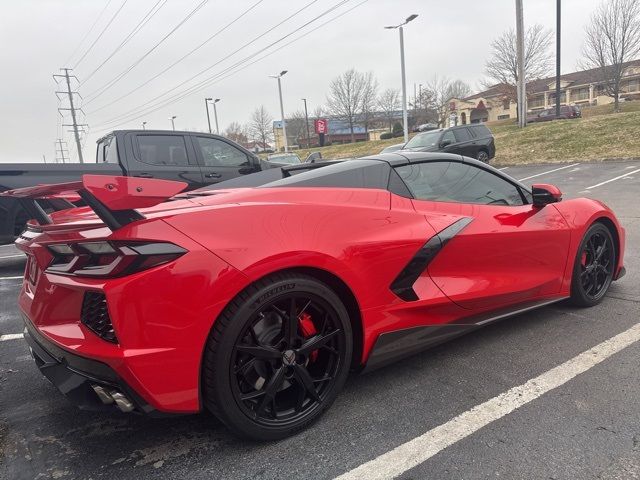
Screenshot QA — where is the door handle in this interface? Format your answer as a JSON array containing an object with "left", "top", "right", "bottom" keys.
[
  {"left": 205, "top": 172, "right": 222, "bottom": 178},
  {"left": 136, "top": 173, "right": 154, "bottom": 178}
]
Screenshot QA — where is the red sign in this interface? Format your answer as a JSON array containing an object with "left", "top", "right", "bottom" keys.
[
  {"left": 314, "top": 118, "right": 328, "bottom": 134},
  {"left": 449, "top": 101, "right": 456, "bottom": 111}
]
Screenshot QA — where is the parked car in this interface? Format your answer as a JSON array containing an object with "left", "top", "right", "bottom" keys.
[
  {"left": 527, "top": 105, "right": 582, "bottom": 123},
  {"left": 381, "top": 124, "right": 496, "bottom": 163},
  {"left": 261, "top": 152, "right": 302, "bottom": 169},
  {"left": 0, "top": 130, "right": 262, "bottom": 244},
  {"left": 412, "top": 123, "right": 438, "bottom": 132},
  {"left": 4, "top": 153, "right": 625, "bottom": 440}
]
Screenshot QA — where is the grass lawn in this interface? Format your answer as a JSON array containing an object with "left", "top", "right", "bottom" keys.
[{"left": 294, "top": 101, "right": 640, "bottom": 166}]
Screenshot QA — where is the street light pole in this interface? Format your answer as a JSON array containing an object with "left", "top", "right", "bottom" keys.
[
  {"left": 170, "top": 115, "right": 177, "bottom": 131},
  {"left": 205, "top": 98, "right": 212, "bottom": 133},
  {"left": 270, "top": 71, "right": 288, "bottom": 152},
  {"left": 385, "top": 14, "right": 418, "bottom": 143},
  {"left": 212, "top": 99, "right": 220, "bottom": 135},
  {"left": 515, "top": 0, "right": 526, "bottom": 128},
  {"left": 142, "top": 121, "right": 147, "bottom": 130},
  {"left": 302, "top": 98, "right": 311, "bottom": 148}
]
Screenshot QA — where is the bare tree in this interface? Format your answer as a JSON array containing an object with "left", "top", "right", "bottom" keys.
[
  {"left": 313, "top": 105, "right": 325, "bottom": 119},
  {"left": 359, "top": 71, "right": 379, "bottom": 134},
  {"left": 425, "top": 75, "right": 472, "bottom": 127},
  {"left": 249, "top": 105, "right": 273, "bottom": 148},
  {"left": 287, "top": 110, "right": 309, "bottom": 145},
  {"left": 485, "top": 24, "right": 554, "bottom": 103},
  {"left": 582, "top": 0, "right": 640, "bottom": 112},
  {"left": 377, "top": 88, "right": 400, "bottom": 131},
  {"left": 224, "top": 121, "right": 248, "bottom": 144},
  {"left": 326, "top": 68, "right": 368, "bottom": 142}
]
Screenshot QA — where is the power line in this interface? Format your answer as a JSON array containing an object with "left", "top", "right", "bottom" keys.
[
  {"left": 87, "top": 0, "right": 265, "bottom": 113},
  {"left": 92, "top": 0, "right": 356, "bottom": 131},
  {"left": 83, "top": 0, "right": 210, "bottom": 103},
  {"left": 91, "top": 0, "right": 368, "bottom": 132},
  {"left": 74, "top": 0, "right": 129, "bottom": 69},
  {"left": 92, "top": 0, "right": 340, "bottom": 128},
  {"left": 81, "top": 0, "right": 169, "bottom": 85},
  {"left": 64, "top": 0, "right": 113, "bottom": 67}
]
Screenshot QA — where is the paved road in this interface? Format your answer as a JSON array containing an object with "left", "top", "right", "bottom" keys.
[{"left": 1, "top": 160, "right": 639, "bottom": 480}]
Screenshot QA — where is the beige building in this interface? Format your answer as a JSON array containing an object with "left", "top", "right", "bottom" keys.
[{"left": 449, "top": 60, "right": 640, "bottom": 124}]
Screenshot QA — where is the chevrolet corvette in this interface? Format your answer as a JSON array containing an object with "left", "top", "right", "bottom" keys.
[{"left": 2, "top": 152, "right": 625, "bottom": 440}]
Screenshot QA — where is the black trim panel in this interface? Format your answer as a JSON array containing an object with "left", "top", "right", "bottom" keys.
[
  {"left": 362, "top": 297, "right": 566, "bottom": 373},
  {"left": 390, "top": 217, "right": 473, "bottom": 301}
]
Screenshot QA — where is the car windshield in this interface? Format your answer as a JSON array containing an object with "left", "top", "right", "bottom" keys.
[
  {"left": 267, "top": 154, "right": 301, "bottom": 164},
  {"left": 404, "top": 131, "right": 441, "bottom": 149}
]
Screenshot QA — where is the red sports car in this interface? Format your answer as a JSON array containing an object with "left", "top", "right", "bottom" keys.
[{"left": 3, "top": 152, "right": 625, "bottom": 440}]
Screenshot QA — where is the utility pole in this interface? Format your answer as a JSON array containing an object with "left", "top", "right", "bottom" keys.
[
  {"left": 302, "top": 98, "right": 311, "bottom": 148},
  {"left": 515, "top": 0, "right": 526, "bottom": 128},
  {"left": 55, "top": 139, "right": 69, "bottom": 163},
  {"left": 54, "top": 68, "right": 86, "bottom": 163},
  {"left": 42, "top": 155, "right": 47, "bottom": 164},
  {"left": 555, "top": 0, "right": 561, "bottom": 117},
  {"left": 385, "top": 14, "right": 418, "bottom": 143}
]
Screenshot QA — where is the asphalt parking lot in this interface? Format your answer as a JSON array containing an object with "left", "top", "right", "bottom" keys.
[{"left": 1, "top": 159, "right": 639, "bottom": 480}]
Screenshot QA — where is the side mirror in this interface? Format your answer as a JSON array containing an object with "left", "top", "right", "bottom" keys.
[
  {"left": 440, "top": 139, "right": 452, "bottom": 148},
  {"left": 532, "top": 183, "right": 562, "bottom": 207}
]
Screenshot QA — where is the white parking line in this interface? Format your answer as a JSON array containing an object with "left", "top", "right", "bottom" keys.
[
  {"left": 518, "top": 163, "right": 580, "bottom": 182},
  {"left": 0, "top": 276, "right": 23, "bottom": 281},
  {"left": 334, "top": 322, "right": 640, "bottom": 480},
  {"left": 585, "top": 168, "right": 640, "bottom": 190},
  {"left": 497, "top": 167, "right": 509, "bottom": 171},
  {"left": 0, "top": 333, "right": 24, "bottom": 342},
  {"left": 0, "top": 254, "right": 24, "bottom": 259}
]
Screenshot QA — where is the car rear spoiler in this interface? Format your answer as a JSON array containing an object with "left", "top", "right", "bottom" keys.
[{"left": 0, "top": 175, "right": 188, "bottom": 231}]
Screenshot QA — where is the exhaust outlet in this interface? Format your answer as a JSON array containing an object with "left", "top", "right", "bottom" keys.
[
  {"left": 92, "top": 385, "right": 114, "bottom": 405},
  {"left": 111, "top": 392, "right": 135, "bottom": 413}
]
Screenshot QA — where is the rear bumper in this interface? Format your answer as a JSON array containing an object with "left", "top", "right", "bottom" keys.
[{"left": 23, "top": 314, "right": 162, "bottom": 415}]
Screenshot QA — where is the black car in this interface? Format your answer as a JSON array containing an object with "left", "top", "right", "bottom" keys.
[
  {"left": 527, "top": 105, "right": 581, "bottom": 123},
  {"left": 381, "top": 124, "right": 496, "bottom": 163}
]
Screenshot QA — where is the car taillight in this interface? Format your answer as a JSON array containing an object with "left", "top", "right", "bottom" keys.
[{"left": 46, "top": 241, "right": 187, "bottom": 277}]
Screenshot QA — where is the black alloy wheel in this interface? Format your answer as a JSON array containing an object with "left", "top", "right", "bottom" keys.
[
  {"left": 476, "top": 150, "right": 489, "bottom": 163},
  {"left": 203, "top": 273, "right": 352, "bottom": 440},
  {"left": 570, "top": 223, "right": 616, "bottom": 307}
]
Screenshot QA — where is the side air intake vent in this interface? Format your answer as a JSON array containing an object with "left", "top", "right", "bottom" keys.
[{"left": 81, "top": 292, "right": 117, "bottom": 343}]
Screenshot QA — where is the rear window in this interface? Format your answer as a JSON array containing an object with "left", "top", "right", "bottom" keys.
[
  {"left": 96, "top": 136, "right": 118, "bottom": 163},
  {"left": 136, "top": 135, "right": 189, "bottom": 166},
  {"left": 469, "top": 125, "right": 492, "bottom": 138}
]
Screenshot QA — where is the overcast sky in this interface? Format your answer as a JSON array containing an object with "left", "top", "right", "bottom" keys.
[{"left": 0, "top": 0, "right": 603, "bottom": 163}]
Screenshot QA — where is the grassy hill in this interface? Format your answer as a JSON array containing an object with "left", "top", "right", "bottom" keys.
[{"left": 294, "top": 102, "right": 640, "bottom": 166}]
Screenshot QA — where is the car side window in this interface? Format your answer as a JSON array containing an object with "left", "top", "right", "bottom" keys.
[
  {"left": 196, "top": 137, "right": 249, "bottom": 167},
  {"left": 453, "top": 128, "right": 471, "bottom": 142},
  {"left": 441, "top": 130, "right": 456, "bottom": 145},
  {"left": 136, "top": 135, "right": 189, "bottom": 166},
  {"left": 395, "top": 161, "right": 525, "bottom": 206}
]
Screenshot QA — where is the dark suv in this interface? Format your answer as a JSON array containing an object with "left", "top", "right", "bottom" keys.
[{"left": 381, "top": 124, "right": 496, "bottom": 162}]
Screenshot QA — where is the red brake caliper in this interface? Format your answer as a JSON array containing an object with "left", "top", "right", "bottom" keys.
[{"left": 298, "top": 312, "right": 318, "bottom": 362}]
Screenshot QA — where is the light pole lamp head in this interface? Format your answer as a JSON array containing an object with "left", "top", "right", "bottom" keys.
[
  {"left": 280, "top": 70, "right": 288, "bottom": 76},
  {"left": 405, "top": 14, "right": 418, "bottom": 23},
  {"left": 171, "top": 115, "right": 177, "bottom": 120},
  {"left": 205, "top": 97, "right": 212, "bottom": 101},
  {"left": 214, "top": 98, "right": 220, "bottom": 103}
]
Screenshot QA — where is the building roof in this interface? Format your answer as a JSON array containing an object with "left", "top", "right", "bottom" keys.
[{"left": 461, "top": 59, "right": 640, "bottom": 101}]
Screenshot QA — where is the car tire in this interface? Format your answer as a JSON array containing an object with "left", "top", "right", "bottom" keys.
[
  {"left": 569, "top": 222, "right": 616, "bottom": 307},
  {"left": 202, "top": 272, "right": 352, "bottom": 441},
  {"left": 476, "top": 150, "right": 490, "bottom": 163}
]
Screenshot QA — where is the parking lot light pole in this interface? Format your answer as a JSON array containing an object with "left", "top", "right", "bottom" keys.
[
  {"left": 213, "top": 99, "right": 220, "bottom": 135},
  {"left": 205, "top": 98, "right": 212, "bottom": 133},
  {"left": 142, "top": 121, "right": 147, "bottom": 130},
  {"left": 270, "top": 71, "right": 288, "bottom": 152},
  {"left": 385, "top": 14, "right": 418, "bottom": 143},
  {"left": 170, "top": 115, "right": 177, "bottom": 131},
  {"left": 302, "top": 98, "right": 311, "bottom": 148}
]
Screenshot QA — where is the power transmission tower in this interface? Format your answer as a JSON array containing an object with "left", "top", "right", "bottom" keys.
[
  {"left": 55, "top": 139, "right": 69, "bottom": 164},
  {"left": 54, "top": 68, "right": 87, "bottom": 163}
]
